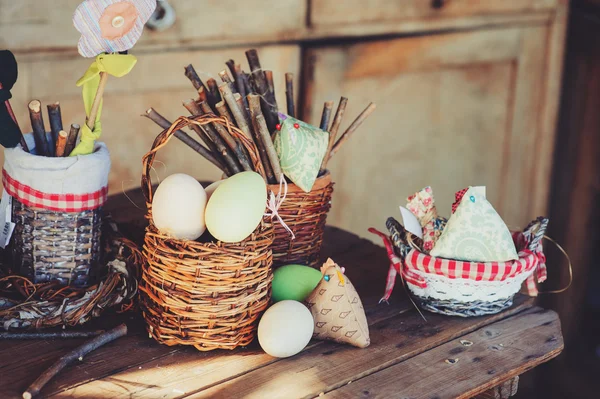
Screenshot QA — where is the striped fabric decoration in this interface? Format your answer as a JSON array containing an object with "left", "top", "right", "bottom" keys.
[{"left": 73, "top": 0, "right": 157, "bottom": 58}]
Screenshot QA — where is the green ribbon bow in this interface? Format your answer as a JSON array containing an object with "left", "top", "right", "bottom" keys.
[{"left": 70, "top": 53, "right": 137, "bottom": 156}]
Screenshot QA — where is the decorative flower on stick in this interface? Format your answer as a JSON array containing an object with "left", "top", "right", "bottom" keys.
[
  {"left": 70, "top": 0, "right": 156, "bottom": 156},
  {"left": 74, "top": 0, "right": 157, "bottom": 58}
]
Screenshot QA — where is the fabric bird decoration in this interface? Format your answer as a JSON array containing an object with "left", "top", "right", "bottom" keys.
[
  {"left": 0, "top": 50, "right": 23, "bottom": 149},
  {"left": 430, "top": 186, "right": 518, "bottom": 262},
  {"left": 305, "top": 259, "right": 370, "bottom": 348}
]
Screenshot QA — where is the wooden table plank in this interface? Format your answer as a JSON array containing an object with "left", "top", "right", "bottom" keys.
[
  {"left": 16, "top": 213, "right": 395, "bottom": 399},
  {"left": 322, "top": 307, "right": 563, "bottom": 399},
  {"left": 186, "top": 297, "right": 533, "bottom": 399},
  {"left": 49, "top": 296, "right": 405, "bottom": 398}
]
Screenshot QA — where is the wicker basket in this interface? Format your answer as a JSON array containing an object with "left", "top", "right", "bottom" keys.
[
  {"left": 3, "top": 142, "right": 110, "bottom": 287},
  {"left": 268, "top": 172, "right": 333, "bottom": 268},
  {"left": 376, "top": 217, "right": 549, "bottom": 317},
  {"left": 11, "top": 200, "right": 103, "bottom": 287},
  {"left": 139, "top": 115, "right": 275, "bottom": 351}
]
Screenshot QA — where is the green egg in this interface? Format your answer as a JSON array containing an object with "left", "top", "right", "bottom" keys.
[{"left": 272, "top": 264, "right": 323, "bottom": 303}]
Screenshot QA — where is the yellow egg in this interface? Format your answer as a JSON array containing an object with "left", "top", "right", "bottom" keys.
[
  {"left": 152, "top": 173, "right": 207, "bottom": 240},
  {"left": 204, "top": 180, "right": 225, "bottom": 201},
  {"left": 205, "top": 171, "right": 267, "bottom": 243}
]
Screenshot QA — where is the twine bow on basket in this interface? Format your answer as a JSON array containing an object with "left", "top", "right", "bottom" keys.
[{"left": 265, "top": 174, "right": 295, "bottom": 240}]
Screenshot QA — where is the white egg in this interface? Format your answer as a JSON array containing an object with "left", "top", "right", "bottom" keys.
[
  {"left": 258, "top": 300, "right": 314, "bottom": 358},
  {"left": 152, "top": 173, "right": 207, "bottom": 240}
]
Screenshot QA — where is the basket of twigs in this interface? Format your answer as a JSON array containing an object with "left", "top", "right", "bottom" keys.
[
  {"left": 139, "top": 115, "right": 274, "bottom": 351},
  {"left": 142, "top": 49, "right": 375, "bottom": 268}
]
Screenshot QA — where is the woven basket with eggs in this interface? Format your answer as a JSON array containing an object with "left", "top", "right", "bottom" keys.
[{"left": 139, "top": 115, "right": 274, "bottom": 351}]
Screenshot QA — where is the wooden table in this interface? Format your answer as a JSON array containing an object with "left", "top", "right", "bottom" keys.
[{"left": 0, "top": 192, "right": 564, "bottom": 399}]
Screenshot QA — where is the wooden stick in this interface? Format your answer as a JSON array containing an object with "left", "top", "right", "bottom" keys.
[
  {"left": 330, "top": 102, "right": 376, "bottom": 159},
  {"left": 320, "top": 97, "right": 348, "bottom": 172},
  {"left": 255, "top": 113, "right": 283, "bottom": 182},
  {"left": 28, "top": 100, "right": 49, "bottom": 156},
  {"left": 184, "top": 64, "right": 205, "bottom": 91},
  {"left": 319, "top": 101, "right": 334, "bottom": 131},
  {"left": 184, "top": 65, "right": 219, "bottom": 109},
  {"left": 86, "top": 72, "right": 108, "bottom": 131},
  {"left": 215, "top": 101, "right": 234, "bottom": 124},
  {"left": 199, "top": 101, "right": 254, "bottom": 171},
  {"left": 47, "top": 102, "right": 63, "bottom": 155},
  {"left": 0, "top": 330, "right": 104, "bottom": 340},
  {"left": 265, "top": 70, "right": 275, "bottom": 102},
  {"left": 230, "top": 63, "right": 248, "bottom": 109},
  {"left": 197, "top": 86, "right": 208, "bottom": 105},
  {"left": 54, "top": 130, "right": 68, "bottom": 157},
  {"left": 247, "top": 94, "right": 275, "bottom": 183},
  {"left": 218, "top": 69, "right": 233, "bottom": 85},
  {"left": 183, "top": 99, "right": 242, "bottom": 174},
  {"left": 143, "top": 108, "right": 228, "bottom": 174},
  {"left": 234, "top": 93, "right": 252, "bottom": 129},
  {"left": 64, "top": 124, "right": 80, "bottom": 157},
  {"left": 219, "top": 83, "right": 252, "bottom": 139},
  {"left": 245, "top": 49, "right": 279, "bottom": 132},
  {"left": 22, "top": 324, "right": 127, "bottom": 399},
  {"left": 285, "top": 73, "right": 295, "bottom": 117},
  {"left": 206, "top": 78, "right": 222, "bottom": 103}
]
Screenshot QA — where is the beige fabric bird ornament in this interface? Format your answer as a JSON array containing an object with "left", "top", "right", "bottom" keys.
[{"left": 305, "top": 259, "right": 370, "bottom": 348}]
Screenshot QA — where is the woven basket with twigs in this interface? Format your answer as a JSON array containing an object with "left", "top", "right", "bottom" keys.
[
  {"left": 268, "top": 172, "right": 333, "bottom": 268},
  {"left": 140, "top": 115, "right": 274, "bottom": 351}
]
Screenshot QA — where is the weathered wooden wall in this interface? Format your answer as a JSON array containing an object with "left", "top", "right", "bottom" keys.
[{"left": 0, "top": 0, "right": 567, "bottom": 242}]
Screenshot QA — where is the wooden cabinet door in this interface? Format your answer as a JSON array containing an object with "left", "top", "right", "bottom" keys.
[{"left": 303, "top": 26, "right": 556, "bottom": 238}]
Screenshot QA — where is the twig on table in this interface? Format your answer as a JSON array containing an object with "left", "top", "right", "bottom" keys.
[
  {"left": 0, "top": 330, "right": 104, "bottom": 340},
  {"left": 22, "top": 324, "right": 127, "bottom": 399}
]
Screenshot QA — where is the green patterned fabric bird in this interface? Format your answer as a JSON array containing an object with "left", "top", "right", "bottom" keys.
[{"left": 274, "top": 114, "right": 329, "bottom": 192}]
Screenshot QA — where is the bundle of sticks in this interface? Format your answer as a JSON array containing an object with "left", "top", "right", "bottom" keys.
[
  {"left": 25, "top": 100, "right": 81, "bottom": 157},
  {"left": 144, "top": 48, "right": 376, "bottom": 184}
]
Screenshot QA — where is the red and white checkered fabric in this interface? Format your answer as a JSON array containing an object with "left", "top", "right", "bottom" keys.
[
  {"left": 402, "top": 247, "right": 546, "bottom": 296},
  {"left": 2, "top": 169, "right": 108, "bottom": 212}
]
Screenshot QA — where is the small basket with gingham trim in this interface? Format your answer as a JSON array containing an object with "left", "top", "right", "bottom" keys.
[
  {"left": 371, "top": 217, "right": 549, "bottom": 317},
  {"left": 2, "top": 142, "right": 110, "bottom": 287}
]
